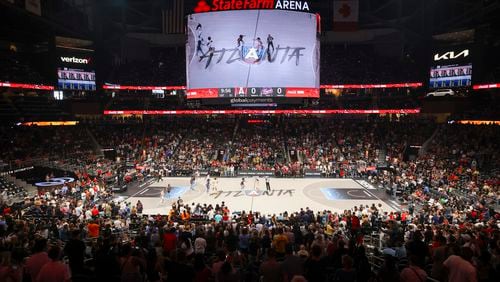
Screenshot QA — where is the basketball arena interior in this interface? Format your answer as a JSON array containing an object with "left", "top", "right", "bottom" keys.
[{"left": 0, "top": 1, "right": 499, "bottom": 282}]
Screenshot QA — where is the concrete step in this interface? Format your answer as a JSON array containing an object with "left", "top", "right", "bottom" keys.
[{"left": 25, "top": 184, "right": 38, "bottom": 197}]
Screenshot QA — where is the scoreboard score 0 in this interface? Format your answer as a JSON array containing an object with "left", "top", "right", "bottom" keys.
[
  {"left": 220, "top": 87, "right": 285, "bottom": 97},
  {"left": 186, "top": 87, "right": 318, "bottom": 98}
]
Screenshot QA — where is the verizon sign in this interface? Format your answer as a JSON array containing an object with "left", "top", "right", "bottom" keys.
[
  {"left": 433, "top": 49, "right": 469, "bottom": 61},
  {"left": 60, "top": 56, "right": 90, "bottom": 64}
]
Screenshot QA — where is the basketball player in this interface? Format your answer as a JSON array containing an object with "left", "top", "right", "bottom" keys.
[
  {"left": 190, "top": 175, "right": 196, "bottom": 190},
  {"left": 265, "top": 176, "right": 271, "bottom": 192},
  {"left": 240, "top": 177, "right": 246, "bottom": 190},
  {"left": 196, "top": 23, "right": 205, "bottom": 57},
  {"left": 196, "top": 36, "right": 205, "bottom": 58},
  {"left": 206, "top": 36, "right": 213, "bottom": 50},
  {"left": 254, "top": 37, "right": 263, "bottom": 52},
  {"left": 206, "top": 178, "right": 211, "bottom": 193},
  {"left": 167, "top": 184, "right": 172, "bottom": 198},
  {"left": 157, "top": 171, "right": 162, "bottom": 182},
  {"left": 237, "top": 35, "right": 245, "bottom": 47},
  {"left": 160, "top": 188, "right": 165, "bottom": 204},
  {"left": 212, "top": 177, "right": 218, "bottom": 192},
  {"left": 205, "top": 47, "right": 215, "bottom": 69},
  {"left": 254, "top": 177, "right": 260, "bottom": 191},
  {"left": 267, "top": 34, "right": 274, "bottom": 52}
]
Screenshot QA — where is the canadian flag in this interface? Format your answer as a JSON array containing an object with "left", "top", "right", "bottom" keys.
[{"left": 333, "top": 0, "right": 359, "bottom": 31}]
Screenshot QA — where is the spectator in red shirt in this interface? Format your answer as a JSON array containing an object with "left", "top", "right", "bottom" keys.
[
  {"left": 2, "top": 207, "right": 11, "bottom": 215},
  {"left": 87, "top": 221, "right": 100, "bottom": 238},
  {"left": 91, "top": 206, "right": 99, "bottom": 217},
  {"left": 351, "top": 215, "right": 360, "bottom": 232},
  {"left": 163, "top": 227, "right": 177, "bottom": 255},
  {"left": 25, "top": 239, "right": 51, "bottom": 282},
  {"left": 36, "top": 246, "right": 71, "bottom": 282}
]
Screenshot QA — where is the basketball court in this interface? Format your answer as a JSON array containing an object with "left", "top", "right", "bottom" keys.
[{"left": 123, "top": 177, "right": 400, "bottom": 215}]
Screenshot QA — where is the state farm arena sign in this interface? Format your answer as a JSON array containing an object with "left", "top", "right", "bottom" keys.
[{"left": 194, "top": 0, "right": 312, "bottom": 13}]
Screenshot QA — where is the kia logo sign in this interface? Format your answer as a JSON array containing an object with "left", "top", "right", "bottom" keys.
[
  {"left": 60, "top": 56, "right": 90, "bottom": 64},
  {"left": 433, "top": 49, "right": 469, "bottom": 61}
]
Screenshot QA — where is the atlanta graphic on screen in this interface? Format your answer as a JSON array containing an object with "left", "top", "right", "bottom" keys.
[{"left": 186, "top": 9, "right": 320, "bottom": 99}]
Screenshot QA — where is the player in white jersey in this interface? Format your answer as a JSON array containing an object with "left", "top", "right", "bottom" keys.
[
  {"left": 253, "top": 177, "right": 260, "bottom": 191},
  {"left": 212, "top": 177, "right": 218, "bottom": 192}
]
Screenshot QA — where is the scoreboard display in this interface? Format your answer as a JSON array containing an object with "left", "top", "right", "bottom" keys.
[
  {"left": 186, "top": 87, "right": 318, "bottom": 98},
  {"left": 56, "top": 47, "right": 96, "bottom": 91},
  {"left": 185, "top": 9, "right": 320, "bottom": 100},
  {"left": 429, "top": 46, "right": 472, "bottom": 89},
  {"left": 429, "top": 64, "right": 472, "bottom": 88}
]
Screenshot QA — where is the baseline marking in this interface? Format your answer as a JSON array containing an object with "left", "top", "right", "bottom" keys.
[{"left": 364, "top": 189, "right": 401, "bottom": 211}]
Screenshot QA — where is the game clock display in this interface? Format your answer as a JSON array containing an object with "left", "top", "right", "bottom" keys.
[
  {"left": 220, "top": 87, "right": 285, "bottom": 97},
  {"left": 186, "top": 87, "right": 319, "bottom": 98}
]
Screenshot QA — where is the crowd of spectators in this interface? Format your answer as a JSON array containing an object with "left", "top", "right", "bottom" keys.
[
  {"left": 1, "top": 117, "right": 498, "bottom": 182},
  {"left": 107, "top": 49, "right": 186, "bottom": 86},
  {"left": 172, "top": 119, "right": 234, "bottom": 173},
  {"left": 320, "top": 45, "right": 422, "bottom": 84},
  {"left": 0, "top": 50, "right": 49, "bottom": 85},
  {"left": 0, "top": 116, "right": 499, "bottom": 282},
  {"left": 0, "top": 125, "right": 94, "bottom": 169},
  {"left": 0, "top": 174, "right": 498, "bottom": 282},
  {"left": 228, "top": 121, "right": 286, "bottom": 172}
]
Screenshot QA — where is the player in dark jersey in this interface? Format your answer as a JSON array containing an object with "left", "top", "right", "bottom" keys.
[
  {"left": 237, "top": 34, "right": 245, "bottom": 47},
  {"left": 255, "top": 37, "right": 264, "bottom": 52},
  {"left": 267, "top": 34, "right": 274, "bottom": 52},
  {"left": 196, "top": 24, "right": 205, "bottom": 58},
  {"left": 190, "top": 175, "right": 196, "bottom": 190},
  {"left": 240, "top": 177, "right": 245, "bottom": 190}
]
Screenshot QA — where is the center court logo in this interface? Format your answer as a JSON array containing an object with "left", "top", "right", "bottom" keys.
[{"left": 241, "top": 40, "right": 266, "bottom": 64}]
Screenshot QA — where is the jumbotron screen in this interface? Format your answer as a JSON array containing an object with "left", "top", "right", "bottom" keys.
[
  {"left": 56, "top": 46, "right": 96, "bottom": 91},
  {"left": 186, "top": 10, "right": 320, "bottom": 99},
  {"left": 57, "top": 68, "right": 96, "bottom": 91},
  {"left": 429, "top": 46, "right": 472, "bottom": 89}
]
